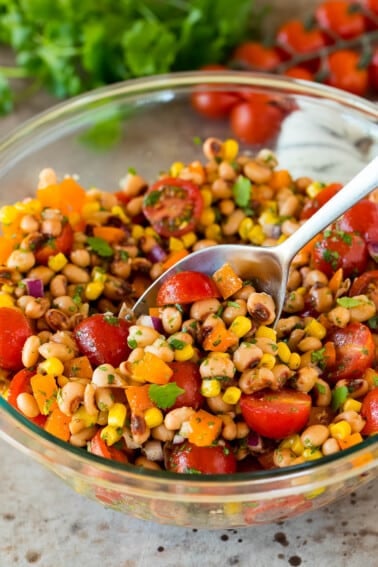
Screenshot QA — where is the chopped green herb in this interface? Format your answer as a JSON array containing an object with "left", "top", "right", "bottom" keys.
[
  {"left": 104, "top": 313, "right": 119, "bottom": 326},
  {"left": 87, "top": 236, "right": 114, "bottom": 257},
  {"left": 143, "top": 190, "right": 161, "bottom": 207},
  {"left": 232, "top": 176, "right": 252, "bottom": 208},
  {"left": 193, "top": 136, "right": 202, "bottom": 145},
  {"left": 168, "top": 338, "right": 186, "bottom": 350},
  {"left": 148, "top": 382, "right": 185, "bottom": 410},
  {"left": 336, "top": 297, "right": 366, "bottom": 308},
  {"left": 331, "top": 385, "right": 349, "bottom": 411}
]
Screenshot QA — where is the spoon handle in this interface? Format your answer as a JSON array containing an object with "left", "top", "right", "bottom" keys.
[{"left": 278, "top": 156, "right": 378, "bottom": 265}]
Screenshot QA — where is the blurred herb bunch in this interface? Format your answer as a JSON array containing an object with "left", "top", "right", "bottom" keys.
[{"left": 0, "top": 0, "right": 261, "bottom": 115}]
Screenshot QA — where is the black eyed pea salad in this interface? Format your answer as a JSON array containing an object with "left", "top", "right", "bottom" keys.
[{"left": 0, "top": 136, "right": 377, "bottom": 474}]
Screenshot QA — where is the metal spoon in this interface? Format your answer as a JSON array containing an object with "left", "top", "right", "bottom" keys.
[{"left": 133, "top": 156, "right": 378, "bottom": 324}]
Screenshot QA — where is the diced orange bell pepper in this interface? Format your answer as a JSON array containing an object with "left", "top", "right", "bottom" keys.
[
  {"left": 202, "top": 322, "right": 238, "bottom": 352},
  {"left": 269, "top": 169, "right": 292, "bottom": 191},
  {"left": 212, "top": 263, "right": 243, "bottom": 299},
  {"left": 162, "top": 249, "right": 189, "bottom": 271},
  {"left": 92, "top": 226, "right": 126, "bottom": 244},
  {"left": 44, "top": 407, "right": 71, "bottom": 441},
  {"left": 187, "top": 409, "right": 223, "bottom": 447},
  {"left": 338, "top": 432, "right": 363, "bottom": 450},
  {"left": 30, "top": 373, "right": 58, "bottom": 415},
  {"left": 130, "top": 351, "right": 173, "bottom": 385},
  {"left": 64, "top": 356, "right": 93, "bottom": 379},
  {"left": 362, "top": 368, "right": 378, "bottom": 389},
  {"left": 328, "top": 268, "right": 343, "bottom": 293},
  {"left": 0, "top": 236, "right": 15, "bottom": 264},
  {"left": 37, "top": 177, "right": 86, "bottom": 216},
  {"left": 125, "top": 384, "right": 155, "bottom": 414}
]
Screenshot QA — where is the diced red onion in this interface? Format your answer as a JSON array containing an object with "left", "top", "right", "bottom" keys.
[
  {"left": 247, "top": 431, "right": 264, "bottom": 453},
  {"left": 147, "top": 244, "right": 167, "bottom": 263},
  {"left": 142, "top": 440, "right": 163, "bottom": 461},
  {"left": 137, "top": 315, "right": 164, "bottom": 333},
  {"left": 264, "top": 224, "right": 281, "bottom": 239},
  {"left": 368, "top": 242, "right": 378, "bottom": 263},
  {"left": 22, "top": 278, "right": 44, "bottom": 298}
]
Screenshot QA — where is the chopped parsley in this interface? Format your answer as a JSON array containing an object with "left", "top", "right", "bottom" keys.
[
  {"left": 336, "top": 297, "right": 366, "bottom": 309},
  {"left": 87, "top": 236, "right": 114, "bottom": 258},
  {"left": 331, "top": 385, "right": 349, "bottom": 411},
  {"left": 148, "top": 382, "right": 185, "bottom": 409}
]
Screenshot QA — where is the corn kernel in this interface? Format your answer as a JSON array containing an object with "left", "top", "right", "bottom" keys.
[
  {"left": 305, "top": 318, "right": 327, "bottom": 339},
  {"left": 170, "top": 161, "right": 185, "bottom": 177},
  {"left": 329, "top": 420, "right": 352, "bottom": 440},
  {"left": 169, "top": 236, "right": 184, "bottom": 252},
  {"left": 230, "top": 316, "right": 252, "bottom": 338},
  {"left": 201, "top": 378, "right": 221, "bottom": 398},
  {"left": 108, "top": 402, "right": 127, "bottom": 429},
  {"left": 85, "top": 281, "right": 104, "bottom": 301},
  {"left": 131, "top": 225, "right": 144, "bottom": 240},
  {"left": 248, "top": 225, "right": 265, "bottom": 245},
  {"left": 238, "top": 217, "right": 254, "bottom": 240},
  {"left": 276, "top": 234, "right": 287, "bottom": 244},
  {"left": 200, "top": 207, "right": 216, "bottom": 227},
  {"left": 15, "top": 199, "right": 42, "bottom": 215},
  {"left": 39, "top": 357, "right": 64, "bottom": 376},
  {"left": 0, "top": 292, "right": 15, "bottom": 308},
  {"left": 71, "top": 406, "right": 98, "bottom": 428},
  {"left": 1, "top": 284, "right": 14, "bottom": 294},
  {"left": 224, "top": 502, "right": 242, "bottom": 515},
  {"left": 0, "top": 205, "right": 18, "bottom": 225},
  {"left": 343, "top": 398, "right": 362, "bottom": 413},
  {"left": 255, "top": 326, "right": 277, "bottom": 341},
  {"left": 280, "top": 434, "right": 304, "bottom": 456},
  {"left": 207, "top": 352, "right": 230, "bottom": 359},
  {"left": 181, "top": 231, "right": 197, "bottom": 248},
  {"left": 288, "top": 352, "right": 301, "bottom": 370},
  {"left": 200, "top": 189, "right": 213, "bottom": 207},
  {"left": 306, "top": 181, "right": 325, "bottom": 199},
  {"left": 82, "top": 201, "right": 100, "bottom": 218},
  {"left": 92, "top": 267, "right": 107, "bottom": 283},
  {"left": 100, "top": 425, "right": 123, "bottom": 446},
  {"left": 144, "top": 407, "right": 164, "bottom": 429},
  {"left": 111, "top": 205, "right": 129, "bottom": 223},
  {"left": 144, "top": 227, "right": 159, "bottom": 238},
  {"left": 258, "top": 210, "right": 279, "bottom": 227},
  {"left": 205, "top": 224, "right": 222, "bottom": 241},
  {"left": 303, "top": 448, "right": 323, "bottom": 461},
  {"left": 174, "top": 344, "right": 194, "bottom": 361},
  {"left": 305, "top": 487, "right": 326, "bottom": 499},
  {"left": 222, "top": 386, "right": 241, "bottom": 405},
  {"left": 258, "top": 353, "right": 276, "bottom": 369},
  {"left": 277, "top": 341, "right": 291, "bottom": 363},
  {"left": 48, "top": 253, "right": 68, "bottom": 272},
  {"left": 222, "top": 139, "right": 239, "bottom": 161}
]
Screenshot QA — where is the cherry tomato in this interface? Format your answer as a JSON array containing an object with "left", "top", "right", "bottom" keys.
[
  {"left": 74, "top": 313, "right": 131, "bottom": 367},
  {"left": 311, "top": 229, "right": 368, "bottom": 278},
  {"left": 240, "top": 389, "right": 312, "bottom": 440},
  {"left": 191, "top": 68, "right": 241, "bottom": 120},
  {"left": 361, "top": 388, "right": 378, "bottom": 435},
  {"left": 326, "top": 322, "right": 375, "bottom": 382},
  {"left": 168, "top": 361, "right": 204, "bottom": 410},
  {"left": 0, "top": 307, "right": 33, "bottom": 370},
  {"left": 325, "top": 50, "right": 369, "bottom": 96},
  {"left": 35, "top": 221, "right": 74, "bottom": 265},
  {"left": 276, "top": 19, "right": 328, "bottom": 54},
  {"left": 167, "top": 440, "right": 237, "bottom": 474},
  {"left": 230, "top": 100, "right": 283, "bottom": 145},
  {"left": 156, "top": 271, "right": 220, "bottom": 306},
  {"left": 142, "top": 177, "right": 203, "bottom": 238},
  {"left": 315, "top": 1, "right": 366, "bottom": 39},
  {"left": 89, "top": 429, "right": 128, "bottom": 463},
  {"left": 300, "top": 183, "right": 342, "bottom": 220},
  {"left": 360, "top": 0, "right": 378, "bottom": 14},
  {"left": 349, "top": 270, "right": 378, "bottom": 309},
  {"left": 232, "top": 42, "right": 283, "bottom": 71},
  {"left": 369, "top": 46, "right": 378, "bottom": 91},
  {"left": 7, "top": 368, "right": 47, "bottom": 426},
  {"left": 337, "top": 199, "right": 378, "bottom": 243},
  {"left": 284, "top": 66, "right": 315, "bottom": 81}
]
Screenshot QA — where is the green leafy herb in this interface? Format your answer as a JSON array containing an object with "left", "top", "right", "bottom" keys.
[
  {"left": 311, "top": 347, "right": 326, "bottom": 369},
  {"left": 336, "top": 297, "right": 366, "bottom": 309},
  {"left": 148, "top": 382, "right": 185, "bottom": 410},
  {"left": 232, "top": 176, "right": 252, "bottom": 208},
  {"left": 168, "top": 338, "right": 186, "bottom": 350},
  {"left": 143, "top": 190, "right": 161, "bottom": 207},
  {"left": 103, "top": 313, "right": 119, "bottom": 326},
  {"left": 368, "top": 315, "right": 378, "bottom": 330},
  {"left": 87, "top": 236, "right": 114, "bottom": 257},
  {"left": 331, "top": 385, "right": 349, "bottom": 411}
]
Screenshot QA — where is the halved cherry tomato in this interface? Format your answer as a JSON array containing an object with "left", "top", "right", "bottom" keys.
[
  {"left": 337, "top": 199, "right": 378, "bottom": 243},
  {"left": 167, "top": 440, "right": 237, "bottom": 474},
  {"left": 240, "top": 389, "right": 312, "bottom": 440},
  {"left": 74, "top": 313, "right": 131, "bottom": 367},
  {"left": 361, "top": 387, "right": 378, "bottom": 435},
  {"left": 325, "top": 50, "right": 369, "bottom": 96},
  {"left": 311, "top": 229, "right": 368, "bottom": 278},
  {"left": 89, "top": 429, "right": 128, "bottom": 463},
  {"left": 349, "top": 270, "right": 378, "bottom": 309},
  {"left": 168, "top": 361, "right": 204, "bottom": 410},
  {"left": 300, "top": 183, "right": 342, "bottom": 220},
  {"left": 156, "top": 271, "right": 220, "bottom": 305},
  {"left": 142, "top": 177, "right": 203, "bottom": 238},
  {"left": 7, "top": 368, "right": 47, "bottom": 426},
  {"left": 35, "top": 221, "right": 74, "bottom": 265},
  {"left": 231, "top": 41, "right": 283, "bottom": 71},
  {"left": 230, "top": 100, "right": 283, "bottom": 145},
  {"left": 276, "top": 19, "right": 328, "bottom": 54},
  {"left": 326, "top": 322, "right": 375, "bottom": 382},
  {"left": 0, "top": 307, "right": 33, "bottom": 370},
  {"left": 315, "top": 1, "right": 366, "bottom": 39}
]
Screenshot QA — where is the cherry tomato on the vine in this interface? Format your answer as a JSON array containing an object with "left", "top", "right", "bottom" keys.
[
  {"left": 156, "top": 271, "right": 220, "bottom": 306},
  {"left": 0, "top": 307, "right": 33, "bottom": 370},
  {"left": 231, "top": 41, "right": 283, "bottom": 71},
  {"left": 276, "top": 19, "right": 329, "bottom": 54},
  {"left": 326, "top": 322, "right": 375, "bottom": 382},
  {"left": 325, "top": 50, "right": 369, "bottom": 96},
  {"left": 311, "top": 228, "right": 368, "bottom": 278},
  {"left": 315, "top": 1, "right": 366, "bottom": 39},
  {"left": 167, "top": 440, "right": 237, "bottom": 474},
  {"left": 368, "top": 46, "right": 378, "bottom": 91},
  {"left": 230, "top": 100, "right": 283, "bottom": 145},
  {"left": 284, "top": 66, "right": 315, "bottom": 81}
]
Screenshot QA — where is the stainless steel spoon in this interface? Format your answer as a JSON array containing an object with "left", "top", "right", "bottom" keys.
[{"left": 133, "top": 156, "right": 378, "bottom": 324}]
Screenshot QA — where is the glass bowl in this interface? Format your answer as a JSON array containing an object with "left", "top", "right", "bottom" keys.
[{"left": 0, "top": 72, "right": 377, "bottom": 528}]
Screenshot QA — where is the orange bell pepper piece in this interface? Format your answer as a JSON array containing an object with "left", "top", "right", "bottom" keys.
[
  {"left": 0, "top": 236, "right": 14, "bottom": 264},
  {"left": 212, "top": 263, "right": 243, "bottom": 299},
  {"left": 37, "top": 177, "right": 86, "bottom": 216},
  {"left": 187, "top": 409, "right": 223, "bottom": 447},
  {"left": 30, "top": 373, "right": 58, "bottom": 415},
  {"left": 338, "top": 432, "right": 363, "bottom": 450},
  {"left": 64, "top": 356, "right": 93, "bottom": 379},
  {"left": 125, "top": 384, "right": 155, "bottom": 414},
  {"left": 269, "top": 169, "right": 292, "bottom": 191},
  {"left": 44, "top": 407, "right": 71, "bottom": 441},
  {"left": 202, "top": 322, "right": 238, "bottom": 352},
  {"left": 130, "top": 351, "right": 173, "bottom": 385},
  {"left": 92, "top": 226, "right": 126, "bottom": 244},
  {"left": 162, "top": 249, "right": 189, "bottom": 271}
]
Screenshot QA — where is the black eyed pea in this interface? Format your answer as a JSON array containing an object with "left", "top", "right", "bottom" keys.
[
  {"left": 24, "top": 297, "right": 50, "bottom": 319},
  {"left": 130, "top": 413, "right": 151, "bottom": 445},
  {"left": 190, "top": 298, "right": 221, "bottom": 321},
  {"left": 111, "top": 258, "right": 132, "bottom": 280},
  {"left": 327, "top": 305, "right": 350, "bottom": 327},
  {"left": 303, "top": 269, "right": 328, "bottom": 288},
  {"left": 297, "top": 336, "right": 323, "bottom": 353},
  {"left": 199, "top": 355, "right": 236, "bottom": 380},
  {"left": 287, "top": 269, "right": 302, "bottom": 291},
  {"left": 239, "top": 367, "right": 277, "bottom": 394},
  {"left": 70, "top": 426, "right": 97, "bottom": 447},
  {"left": 50, "top": 274, "right": 68, "bottom": 297},
  {"left": 276, "top": 316, "right": 303, "bottom": 338},
  {"left": 243, "top": 160, "right": 272, "bottom": 184},
  {"left": 247, "top": 292, "right": 276, "bottom": 325},
  {"left": 62, "top": 263, "right": 90, "bottom": 284},
  {"left": 233, "top": 342, "right": 264, "bottom": 372},
  {"left": 7, "top": 249, "right": 35, "bottom": 272},
  {"left": 38, "top": 168, "right": 57, "bottom": 188},
  {"left": 94, "top": 387, "right": 115, "bottom": 412},
  {"left": 335, "top": 378, "right": 369, "bottom": 399},
  {"left": 151, "top": 423, "right": 175, "bottom": 442},
  {"left": 202, "top": 137, "right": 223, "bottom": 160},
  {"left": 22, "top": 335, "right": 41, "bottom": 368},
  {"left": 161, "top": 306, "right": 183, "bottom": 334},
  {"left": 334, "top": 411, "right": 366, "bottom": 433},
  {"left": 313, "top": 378, "right": 332, "bottom": 407},
  {"left": 347, "top": 295, "right": 376, "bottom": 322},
  {"left": 145, "top": 338, "right": 175, "bottom": 363},
  {"left": 83, "top": 383, "right": 99, "bottom": 416},
  {"left": 233, "top": 284, "right": 256, "bottom": 301},
  {"left": 293, "top": 366, "right": 319, "bottom": 393},
  {"left": 272, "top": 364, "right": 294, "bottom": 387},
  {"left": 309, "top": 286, "right": 333, "bottom": 313},
  {"left": 39, "top": 341, "right": 75, "bottom": 362},
  {"left": 221, "top": 209, "right": 246, "bottom": 236},
  {"left": 52, "top": 295, "right": 78, "bottom": 315},
  {"left": 70, "top": 248, "right": 91, "bottom": 268},
  {"left": 27, "top": 266, "right": 54, "bottom": 285},
  {"left": 206, "top": 395, "right": 234, "bottom": 414},
  {"left": 211, "top": 178, "right": 233, "bottom": 200},
  {"left": 322, "top": 437, "right": 340, "bottom": 455},
  {"left": 221, "top": 414, "right": 237, "bottom": 441},
  {"left": 192, "top": 239, "right": 218, "bottom": 252},
  {"left": 128, "top": 324, "right": 161, "bottom": 348},
  {"left": 281, "top": 219, "right": 300, "bottom": 236},
  {"left": 41, "top": 217, "right": 62, "bottom": 237},
  {"left": 278, "top": 194, "right": 299, "bottom": 217},
  {"left": 284, "top": 290, "right": 305, "bottom": 314},
  {"left": 51, "top": 331, "right": 79, "bottom": 355},
  {"left": 164, "top": 407, "right": 196, "bottom": 431},
  {"left": 121, "top": 171, "right": 147, "bottom": 197},
  {"left": 58, "top": 381, "right": 86, "bottom": 415},
  {"left": 16, "top": 392, "right": 40, "bottom": 418},
  {"left": 141, "top": 440, "right": 164, "bottom": 462},
  {"left": 222, "top": 299, "right": 247, "bottom": 325},
  {"left": 300, "top": 424, "right": 330, "bottom": 448},
  {"left": 273, "top": 448, "right": 302, "bottom": 468},
  {"left": 125, "top": 347, "right": 145, "bottom": 365},
  {"left": 19, "top": 214, "right": 40, "bottom": 233},
  {"left": 92, "top": 364, "right": 126, "bottom": 388}
]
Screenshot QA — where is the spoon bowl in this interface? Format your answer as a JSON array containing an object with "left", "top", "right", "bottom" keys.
[{"left": 133, "top": 156, "right": 378, "bottom": 322}]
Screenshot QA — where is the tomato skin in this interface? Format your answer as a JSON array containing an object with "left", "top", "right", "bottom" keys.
[
  {"left": 35, "top": 222, "right": 74, "bottom": 265},
  {"left": 315, "top": 1, "right": 366, "bottom": 39},
  {"left": 230, "top": 100, "right": 283, "bottom": 145},
  {"left": 349, "top": 270, "right": 378, "bottom": 309},
  {"left": 168, "top": 361, "right": 204, "bottom": 410},
  {"left": 325, "top": 50, "right": 369, "bottom": 96},
  {"left": 74, "top": 313, "right": 131, "bottom": 367},
  {"left": 157, "top": 271, "right": 220, "bottom": 306},
  {"left": 311, "top": 229, "right": 368, "bottom": 278},
  {"left": 326, "top": 322, "right": 375, "bottom": 383},
  {"left": 167, "top": 440, "right": 237, "bottom": 474},
  {"left": 7, "top": 368, "right": 47, "bottom": 426},
  {"left": 240, "top": 389, "right": 312, "bottom": 440},
  {"left": 300, "top": 183, "right": 342, "bottom": 220},
  {"left": 191, "top": 89, "right": 241, "bottom": 119},
  {"left": 232, "top": 42, "right": 283, "bottom": 71},
  {"left": 142, "top": 177, "right": 203, "bottom": 238},
  {"left": 284, "top": 66, "right": 314, "bottom": 81},
  {"left": 361, "top": 388, "right": 378, "bottom": 435},
  {"left": 338, "top": 199, "right": 378, "bottom": 244},
  {"left": 369, "top": 46, "right": 378, "bottom": 91},
  {"left": 89, "top": 429, "right": 128, "bottom": 463},
  {"left": 0, "top": 307, "right": 33, "bottom": 370},
  {"left": 276, "top": 19, "right": 328, "bottom": 54}
]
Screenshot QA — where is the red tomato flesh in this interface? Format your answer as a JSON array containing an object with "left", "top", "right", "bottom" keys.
[
  {"left": 35, "top": 221, "right": 74, "bottom": 265},
  {"left": 167, "top": 440, "right": 237, "bottom": 474},
  {"left": 349, "top": 270, "right": 378, "bottom": 310},
  {"left": 89, "top": 429, "right": 128, "bottom": 463},
  {"left": 230, "top": 100, "right": 283, "bottom": 145},
  {"left": 315, "top": 0, "right": 366, "bottom": 40},
  {"left": 300, "top": 183, "right": 342, "bottom": 220},
  {"left": 168, "top": 361, "right": 204, "bottom": 410},
  {"left": 0, "top": 307, "right": 33, "bottom": 370},
  {"left": 74, "top": 313, "right": 131, "bottom": 367},
  {"left": 337, "top": 200, "right": 378, "bottom": 244},
  {"left": 157, "top": 271, "right": 220, "bottom": 306},
  {"left": 361, "top": 388, "right": 378, "bottom": 435},
  {"left": 311, "top": 229, "right": 368, "bottom": 278},
  {"left": 240, "top": 389, "right": 312, "bottom": 440}
]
